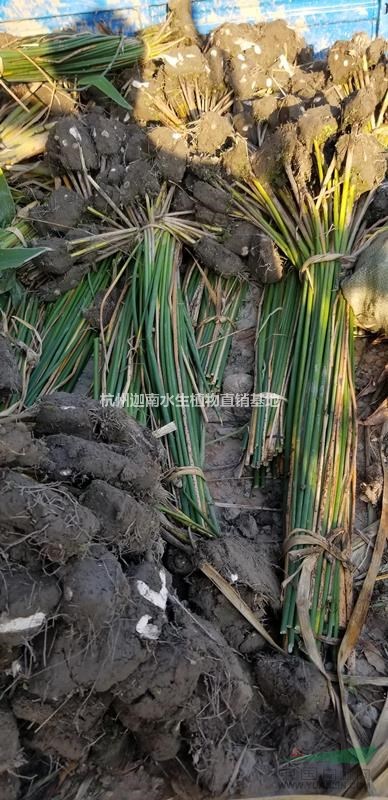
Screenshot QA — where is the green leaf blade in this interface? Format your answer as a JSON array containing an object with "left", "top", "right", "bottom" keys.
[
  {"left": 0, "top": 246, "right": 47, "bottom": 272},
  {"left": 0, "top": 169, "right": 15, "bottom": 228},
  {"left": 78, "top": 74, "right": 132, "bottom": 111}
]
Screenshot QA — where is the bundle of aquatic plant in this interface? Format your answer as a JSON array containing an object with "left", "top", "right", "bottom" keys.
[
  {"left": 244, "top": 271, "right": 300, "bottom": 475},
  {"left": 25, "top": 258, "right": 113, "bottom": 405},
  {"left": 0, "top": 257, "right": 113, "bottom": 415},
  {"left": 0, "top": 21, "right": 178, "bottom": 84},
  {"left": 90, "top": 190, "right": 219, "bottom": 541},
  {"left": 231, "top": 127, "right": 386, "bottom": 654},
  {"left": 0, "top": 169, "right": 47, "bottom": 304},
  {"left": 130, "top": 228, "right": 218, "bottom": 540},
  {"left": 183, "top": 264, "right": 247, "bottom": 392},
  {"left": 0, "top": 100, "right": 55, "bottom": 168}
]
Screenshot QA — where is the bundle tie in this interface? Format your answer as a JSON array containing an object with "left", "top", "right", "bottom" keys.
[
  {"left": 165, "top": 465, "right": 206, "bottom": 482},
  {"left": 284, "top": 527, "right": 351, "bottom": 566}
]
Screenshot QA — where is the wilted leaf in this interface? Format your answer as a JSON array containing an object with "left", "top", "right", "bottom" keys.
[{"left": 363, "top": 644, "right": 386, "bottom": 675}]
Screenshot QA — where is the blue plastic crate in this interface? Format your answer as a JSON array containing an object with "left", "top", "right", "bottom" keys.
[{"left": 0, "top": 0, "right": 386, "bottom": 52}]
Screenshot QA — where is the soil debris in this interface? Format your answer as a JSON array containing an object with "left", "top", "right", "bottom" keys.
[
  {"left": 0, "top": 337, "right": 22, "bottom": 401},
  {"left": 195, "top": 236, "right": 246, "bottom": 276},
  {"left": 255, "top": 653, "right": 330, "bottom": 717},
  {"left": 30, "top": 187, "right": 85, "bottom": 234}
]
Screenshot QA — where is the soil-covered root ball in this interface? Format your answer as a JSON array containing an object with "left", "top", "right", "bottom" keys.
[
  {"left": 147, "top": 125, "right": 188, "bottom": 182},
  {"left": 195, "top": 110, "right": 234, "bottom": 155},
  {"left": 342, "top": 86, "right": 378, "bottom": 128},
  {"left": 33, "top": 237, "right": 73, "bottom": 276},
  {"left": 29, "top": 187, "right": 85, "bottom": 234},
  {"left": 251, "top": 130, "right": 286, "bottom": 186},
  {"left": 189, "top": 530, "right": 280, "bottom": 652},
  {"left": 47, "top": 118, "right": 99, "bottom": 172},
  {"left": 194, "top": 236, "right": 246, "bottom": 276},
  {"left": 11, "top": 691, "right": 109, "bottom": 763},
  {"left": 81, "top": 479, "right": 160, "bottom": 554},
  {"left": 191, "top": 178, "right": 231, "bottom": 214},
  {"left": 41, "top": 433, "right": 161, "bottom": 496},
  {"left": 37, "top": 261, "right": 90, "bottom": 301},
  {"left": 297, "top": 104, "right": 338, "bottom": 149},
  {"left": 252, "top": 94, "right": 279, "bottom": 127},
  {"left": 0, "top": 469, "right": 99, "bottom": 562},
  {"left": 255, "top": 653, "right": 330, "bottom": 717},
  {"left": 328, "top": 33, "right": 370, "bottom": 84},
  {"left": 290, "top": 65, "right": 326, "bottom": 104},
  {"left": 0, "top": 707, "right": 22, "bottom": 800},
  {"left": 0, "top": 421, "right": 46, "bottom": 468},
  {"left": 35, "top": 392, "right": 163, "bottom": 462},
  {"left": 336, "top": 131, "right": 386, "bottom": 196},
  {"left": 209, "top": 20, "right": 306, "bottom": 102},
  {"left": 0, "top": 567, "right": 61, "bottom": 647},
  {"left": 60, "top": 548, "right": 131, "bottom": 633}
]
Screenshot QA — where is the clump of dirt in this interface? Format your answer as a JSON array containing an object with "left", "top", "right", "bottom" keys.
[
  {"left": 255, "top": 653, "right": 330, "bottom": 716},
  {"left": 0, "top": 420, "right": 45, "bottom": 467},
  {"left": 0, "top": 337, "right": 22, "bottom": 401},
  {"left": 342, "top": 230, "right": 388, "bottom": 333},
  {"left": 342, "top": 86, "right": 377, "bottom": 127},
  {"left": 0, "top": 707, "right": 22, "bottom": 800},
  {"left": 328, "top": 33, "right": 370, "bottom": 84},
  {"left": 278, "top": 94, "right": 306, "bottom": 125},
  {"left": 221, "top": 135, "right": 252, "bottom": 179},
  {"left": 35, "top": 392, "right": 162, "bottom": 458},
  {"left": 37, "top": 261, "right": 90, "bottom": 301},
  {"left": 0, "top": 469, "right": 98, "bottom": 564},
  {"left": 12, "top": 691, "right": 109, "bottom": 762},
  {"left": 147, "top": 125, "right": 188, "bottom": 182},
  {"left": 251, "top": 128, "right": 287, "bottom": 185},
  {"left": 290, "top": 65, "right": 326, "bottom": 103},
  {"left": 187, "top": 530, "right": 280, "bottom": 652},
  {"left": 0, "top": 386, "right": 342, "bottom": 799},
  {"left": 195, "top": 111, "right": 234, "bottom": 155},
  {"left": 252, "top": 94, "right": 279, "bottom": 124},
  {"left": 194, "top": 236, "right": 246, "bottom": 276},
  {"left": 209, "top": 19, "right": 306, "bottom": 100},
  {"left": 249, "top": 231, "right": 284, "bottom": 283},
  {"left": 336, "top": 131, "right": 386, "bottom": 196},
  {"left": 298, "top": 103, "right": 338, "bottom": 148},
  {"left": 33, "top": 236, "right": 73, "bottom": 276},
  {"left": 233, "top": 108, "right": 257, "bottom": 143},
  {"left": 47, "top": 118, "right": 99, "bottom": 172},
  {"left": 366, "top": 180, "right": 388, "bottom": 226},
  {"left": 0, "top": 708, "right": 23, "bottom": 774},
  {"left": 29, "top": 187, "right": 85, "bottom": 234},
  {"left": 81, "top": 479, "right": 160, "bottom": 553}
]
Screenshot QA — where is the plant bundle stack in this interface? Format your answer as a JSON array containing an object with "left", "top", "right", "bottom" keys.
[
  {"left": 231, "top": 110, "right": 386, "bottom": 652},
  {"left": 183, "top": 265, "right": 247, "bottom": 392},
  {"left": 91, "top": 187, "right": 221, "bottom": 540},
  {"left": 0, "top": 21, "right": 179, "bottom": 83},
  {"left": 0, "top": 15, "right": 386, "bottom": 633},
  {"left": 0, "top": 99, "right": 55, "bottom": 169}
]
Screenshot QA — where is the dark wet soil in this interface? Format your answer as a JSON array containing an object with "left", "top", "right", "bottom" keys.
[{"left": 0, "top": 392, "right": 353, "bottom": 800}]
